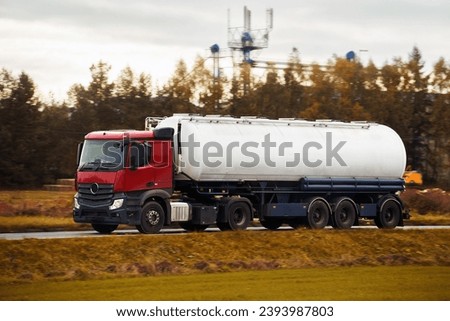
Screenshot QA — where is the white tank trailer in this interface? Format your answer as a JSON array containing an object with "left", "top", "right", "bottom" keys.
[
  {"left": 147, "top": 114, "right": 409, "bottom": 231},
  {"left": 155, "top": 115, "right": 406, "bottom": 182}
]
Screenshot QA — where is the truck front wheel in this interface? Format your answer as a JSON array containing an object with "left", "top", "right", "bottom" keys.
[{"left": 137, "top": 201, "right": 165, "bottom": 234}]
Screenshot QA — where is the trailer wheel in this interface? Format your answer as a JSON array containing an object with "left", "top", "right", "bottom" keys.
[
  {"left": 375, "top": 199, "right": 401, "bottom": 229},
  {"left": 260, "top": 219, "right": 282, "bottom": 230},
  {"left": 137, "top": 201, "right": 165, "bottom": 234},
  {"left": 226, "top": 202, "right": 251, "bottom": 231},
  {"left": 92, "top": 223, "right": 118, "bottom": 234},
  {"left": 332, "top": 198, "right": 356, "bottom": 229},
  {"left": 306, "top": 198, "right": 330, "bottom": 229}
]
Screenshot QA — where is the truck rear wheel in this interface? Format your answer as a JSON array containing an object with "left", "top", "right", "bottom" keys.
[
  {"left": 375, "top": 199, "right": 401, "bottom": 229},
  {"left": 92, "top": 223, "right": 118, "bottom": 234},
  {"left": 332, "top": 198, "right": 356, "bottom": 229},
  {"left": 137, "top": 201, "right": 165, "bottom": 234},
  {"left": 306, "top": 198, "right": 330, "bottom": 229},
  {"left": 219, "top": 201, "right": 251, "bottom": 231}
]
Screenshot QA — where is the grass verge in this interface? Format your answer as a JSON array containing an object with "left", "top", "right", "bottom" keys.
[
  {"left": 0, "top": 216, "right": 89, "bottom": 233},
  {"left": 1, "top": 266, "right": 448, "bottom": 300},
  {"left": 1, "top": 229, "right": 449, "bottom": 284}
]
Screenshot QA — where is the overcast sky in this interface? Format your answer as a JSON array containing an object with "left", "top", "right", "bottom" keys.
[{"left": 1, "top": 0, "right": 449, "bottom": 101}]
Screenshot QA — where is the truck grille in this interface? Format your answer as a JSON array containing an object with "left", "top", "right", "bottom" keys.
[{"left": 78, "top": 183, "right": 114, "bottom": 207}]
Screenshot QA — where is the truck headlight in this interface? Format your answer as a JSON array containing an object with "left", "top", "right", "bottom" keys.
[
  {"left": 109, "top": 198, "right": 124, "bottom": 210},
  {"left": 74, "top": 197, "right": 80, "bottom": 210}
]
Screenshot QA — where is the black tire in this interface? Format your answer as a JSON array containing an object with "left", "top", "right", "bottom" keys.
[
  {"left": 219, "top": 201, "right": 251, "bottom": 231},
  {"left": 229, "top": 202, "right": 251, "bottom": 230},
  {"left": 137, "top": 201, "right": 165, "bottom": 234},
  {"left": 332, "top": 199, "right": 356, "bottom": 229},
  {"left": 135, "top": 225, "right": 144, "bottom": 233},
  {"left": 375, "top": 199, "right": 401, "bottom": 229},
  {"left": 179, "top": 222, "right": 209, "bottom": 232},
  {"left": 306, "top": 199, "right": 330, "bottom": 229},
  {"left": 92, "top": 223, "right": 118, "bottom": 234},
  {"left": 260, "top": 219, "right": 282, "bottom": 230}
]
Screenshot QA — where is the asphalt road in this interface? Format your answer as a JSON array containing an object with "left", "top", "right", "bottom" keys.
[{"left": 1, "top": 225, "right": 449, "bottom": 240}]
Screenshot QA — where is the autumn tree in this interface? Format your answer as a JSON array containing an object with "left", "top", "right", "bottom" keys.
[
  {"left": 69, "top": 61, "right": 117, "bottom": 132},
  {"left": 0, "top": 70, "right": 43, "bottom": 186},
  {"left": 228, "top": 62, "right": 258, "bottom": 116},
  {"left": 361, "top": 60, "right": 385, "bottom": 122},
  {"left": 428, "top": 57, "right": 450, "bottom": 186},
  {"left": 190, "top": 56, "right": 222, "bottom": 114},
  {"left": 115, "top": 66, "right": 138, "bottom": 98},
  {"left": 256, "top": 62, "right": 289, "bottom": 118},
  {"left": 405, "top": 47, "right": 430, "bottom": 172},
  {"left": 39, "top": 102, "right": 77, "bottom": 182},
  {"left": 283, "top": 48, "right": 306, "bottom": 117},
  {"left": 111, "top": 66, "right": 154, "bottom": 128},
  {"left": 300, "top": 63, "right": 333, "bottom": 119},
  {"left": 160, "top": 59, "right": 196, "bottom": 114},
  {"left": 330, "top": 57, "right": 370, "bottom": 120},
  {"left": 377, "top": 58, "right": 412, "bottom": 147}
]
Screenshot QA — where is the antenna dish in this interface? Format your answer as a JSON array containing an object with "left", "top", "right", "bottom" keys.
[
  {"left": 346, "top": 51, "right": 356, "bottom": 61},
  {"left": 210, "top": 44, "right": 220, "bottom": 54}
]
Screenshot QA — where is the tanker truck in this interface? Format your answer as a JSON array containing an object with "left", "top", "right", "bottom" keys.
[{"left": 73, "top": 114, "right": 409, "bottom": 233}]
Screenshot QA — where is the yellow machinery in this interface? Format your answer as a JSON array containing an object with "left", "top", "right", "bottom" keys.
[{"left": 403, "top": 170, "right": 423, "bottom": 185}]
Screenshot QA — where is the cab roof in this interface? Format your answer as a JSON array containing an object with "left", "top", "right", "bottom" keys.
[{"left": 84, "top": 130, "right": 154, "bottom": 140}]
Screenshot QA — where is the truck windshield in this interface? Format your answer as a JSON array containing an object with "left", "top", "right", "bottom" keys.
[{"left": 79, "top": 140, "right": 124, "bottom": 171}]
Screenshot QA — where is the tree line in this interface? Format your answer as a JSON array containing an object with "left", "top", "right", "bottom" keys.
[{"left": 0, "top": 46, "right": 448, "bottom": 188}]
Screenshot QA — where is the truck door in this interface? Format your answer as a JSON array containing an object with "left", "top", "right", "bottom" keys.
[
  {"left": 124, "top": 140, "right": 172, "bottom": 191},
  {"left": 150, "top": 140, "right": 172, "bottom": 189}
]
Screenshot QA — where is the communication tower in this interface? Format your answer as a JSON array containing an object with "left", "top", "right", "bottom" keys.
[{"left": 228, "top": 6, "right": 273, "bottom": 64}]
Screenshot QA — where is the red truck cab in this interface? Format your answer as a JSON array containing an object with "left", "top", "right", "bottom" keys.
[{"left": 73, "top": 128, "right": 173, "bottom": 233}]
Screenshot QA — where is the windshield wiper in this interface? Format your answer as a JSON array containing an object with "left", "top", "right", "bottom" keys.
[
  {"left": 79, "top": 160, "right": 121, "bottom": 171},
  {"left": 79, "top": 160, "right": 101, "bottom": 171},
  {"left": 99, "top": 162, "right": 121, "bottom": 169}
]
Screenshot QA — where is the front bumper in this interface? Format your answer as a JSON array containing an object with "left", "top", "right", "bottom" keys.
[{"left": 73, "top": 192, "right": 140, "bottom": 225}]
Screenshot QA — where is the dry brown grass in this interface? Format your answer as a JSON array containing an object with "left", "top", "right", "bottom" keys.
[
  {"left": 401, "top": 187, "right": 450, "bottom": 214},
  {"left": 1, "top": 229, "right": 449, "bottom": 285},
  {"left": 0, "top": 190, "right": 74, "bottom": 217},
  {"left": 0, "top": 216, "right": 89, "bottom": 233}
]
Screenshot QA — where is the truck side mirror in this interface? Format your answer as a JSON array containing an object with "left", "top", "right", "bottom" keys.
[{"left": 76, "top": 142, "right": 83, "bottom": 166}]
